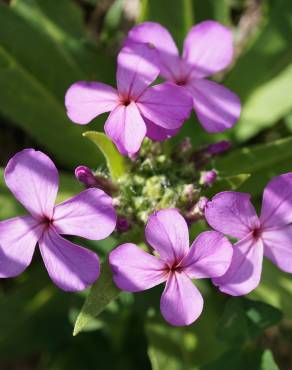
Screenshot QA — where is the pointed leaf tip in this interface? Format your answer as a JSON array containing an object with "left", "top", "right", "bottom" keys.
[{"left": 83, "top": 131, "right": 127, "bottom": 180}]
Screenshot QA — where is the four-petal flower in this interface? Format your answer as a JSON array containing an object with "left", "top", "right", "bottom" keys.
[
  {"left": 65, "top": 42, "right": 192, "bottom": 155},
  {"left": 126, "top": 20, "right": 241, "bottom": 133},
  {"left": 205, "top": 173, "right": 292, "bottom": 296},
  {"left": 109, "top": 208, "right": 232, "bottom": 326},
  {"left": 0, "top": 149, "right": 117, "bottom": 291}
]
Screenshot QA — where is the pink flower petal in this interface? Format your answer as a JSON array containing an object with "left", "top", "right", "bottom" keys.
[
  {"left": 260, "top": 173, "right": 292, "bottom": 229},
  {"left": 205, "top": 191, "right": 260, "bottom": 239},
  {"left": 262, "top": 226, "right": 292, "bottom": 273},
  {"left": 109, "top": 243, "right": 167, "bottom": 292},
  {"left": 65, "top": 81, "right": 118, "bottom": 124},
  {"left": 39, "top": 228, "right": 100, "bottom": 292},
  {"left": 181, "top": 231, "right": 233, "bottom": 279},
  {"left": 5, "top": 149, "right": 58, "bottom": 219},
  {"left": 186, "top": 79, "right": 241, "bottom": 133},
  {"left": 145, "top": 209, "right": 189, "bottom": 265},
  {"left": 183, "top": 20, "right": 233, "bottom": 78},
  {"left": 126, "top": 21, "right": 180, "bottom": 81},
  {"left": 117, "top": 42, "right": 159, "bottom": 99},
  {"left": 137, "top": 82, "right": 192, "bottom": 130},
  {"left": 145, "top": 117, "right": 180, "bottom": 141},
  {"left": 0, "top": 216, "right": 43, "bottom": 277},
  {"left": 53, "top": 188, "right": 116, "bottom": 240},
  {"left": 213, "top": 234, "right": 263, "bottom": 296},
  {"left": 104, "top": 102, "right": 146, "bottom": 155},
  {"left": 160, "top": 271, "right": 203, "bottom": 326}
]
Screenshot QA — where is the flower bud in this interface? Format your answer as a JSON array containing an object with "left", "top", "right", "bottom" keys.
[
  {"left": 206, "top": 140, "right": 230, "bottom": 155},
  {"left": 116, "top": 217, "right": 131, "bottom": 233},
  {"left": 200, "top": 169, "right": 217, "bottom": 187},
  {"left": 75, "top": 166, "right": 98, "bottom": 187}
]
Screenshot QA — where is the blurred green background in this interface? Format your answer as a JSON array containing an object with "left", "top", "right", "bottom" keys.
[{"left": 1, "top": 0, "right": 292, "bottom": 369}]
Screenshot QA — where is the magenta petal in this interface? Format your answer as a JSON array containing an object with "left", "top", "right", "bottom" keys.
[
  {"left": 181, "top": 231, "right": 233, "bottom": 279},
  {"left": 205, "top": 191, "right": 260, "bottom": 239},
  {"left": 5, "top": 149, "right": 58, "bottom": 219},
  {"left": 262, "top": 226, "right": 292, "bottom": 273},
  {"left": 0, "top": 216, "right": 42, "bottom": 278},
  {"left": 39, "top": 228, "right": 100, "bottom": 292},
  {"left": 145, "top": 117, "right": 180, "bottom": 141},
  {"left": 53, "top": 188, "right": 116, "bottom": 240},
  {"left": 183, "top": 20, "right": 233, "bottom": 78},
  {"left": 109, "top": 243, "right": 167, "bottom": 292},
  {"left": 117, "top": 42, "right": 159, "bottom": 99},
  {"left": 104, "top": 102, "right": 146, "bottom": 155},
  {"left": 137, "top": 82, "right": 192, "bottom": 130},
  {"left": 213, "top": 234, "right": 263, "bottom": 296},
  {"left": 65, "top": 81, "right": 118, "bottom": 124},
  {"left": 145, "top": 209, "right": 189, "bottom": 265},
  {"left": 126, "top": 21, "right": 180, "bottom": 81},
  {"left": 187, "top": 79, "right": 241, "bottom": 133},
  {"left": 260, "top": 173, "right": 292, "bottom": 229},
  {"left": 160, "top": 272, "right": 203, "bottom": 326}
]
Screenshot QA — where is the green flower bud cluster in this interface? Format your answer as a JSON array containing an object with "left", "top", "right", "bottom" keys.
[{"left": 113, "top": 138, "right": 207, "bottom": 230}]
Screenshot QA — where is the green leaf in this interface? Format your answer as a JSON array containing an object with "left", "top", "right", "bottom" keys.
[
  {"left": 139, "top": 0, "right": 194, "bottom": 47},
  {"left": 83, "top": 131, "right": 127, "bottom": 180},
  {"left": 250, "top": 259, "right": 292, "bottom": 320},
  {"left": 73, "top": 263, "right": 120, "bottom": 336},
  {"left": 216, "top": 297, "right": 282, "bottom": 345},
  {"left": 213, "top": 136, "right": 292, "bottom": 195},
  {"left": 0, "top": 2, "right": 101, "bottom": 168},
  {"left": 11, "top": 0, "right": 115, "bottom": 80},
  {"left": 145, "top": 291, "right": 227, "bottom": 370},
  {"left": 261, "top": 350, "right": 279, "bottom": 370},
  {"left": 192, "top": 0, "right": 231, "bottom": 25},
  {"left": 204, "top": 173, "right": 250, "bottom": 197},
  {"left": 226, "top": 0, "right": 292, "bottom": 141}
]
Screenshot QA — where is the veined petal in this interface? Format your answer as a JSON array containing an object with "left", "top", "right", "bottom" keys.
[
  {"left": 117, "top": 42, "right": 159, "bottom": 99},
  {"left": 126, "top": 21, "right": 180, "bottom": 81},
  {"left": 65, "top": 81, "right": 118, "bottom": 125},
  {"left": 183, "top": 20, "right": 233, "bottom": 78},
  {"left": 187, "top": 79, "right": 241, "bottom": 133},
  {"left": 145, "top": 117, "right": 180, "bottom": 141},
  {"left": 260, "top": 173, "right": 292, "bottom": 228},
  {"left": 53, "top": 188, "right": 116, "bottom": 240},
  {"left": 104, "top": 102, "right": 146, "bottom": 155},
  {"left": 181, "top": 231, "right": 233, "bottom": 279},
  {"left": 160, "top": 272, "right": 203, "bottom": 326},
  {"left": 39, "top": 228, "right": 100, "bottom": 292},
  {"left": 145, "top": 209, "right": 189, "bottom": 265},
  {"left": 205, "top": 191, "right": 260, "bottom": 239},
  {"left": 5, "top": 149, "right": 58, "bottom": 219},
  {"left": 137, "top": 82, "right": 192, "bottom": 130},
  {"left": 109, "top": 243, "right": 167, "bottom": 292},
  {"left": 213, "top": 234, "right": 263, "bottom": 296},
  {"left": 0, "top": 216, "right": 42, "bottom": 277},
  {"left": 263, "top": 226, "right": 292, "bottom": 273}
]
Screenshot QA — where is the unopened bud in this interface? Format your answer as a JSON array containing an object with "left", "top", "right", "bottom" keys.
[
  {"left": 207, "top": 140, "right": 230, "bottom": 155},
  {"left": 116, "top": 217, "right": 131, "bottom": 233},
  {"left": 200, "top": 169, "right": 217, "bottom": 187},
  {"left": 75, "top": 166, "right": 98, "bottom": 187}
]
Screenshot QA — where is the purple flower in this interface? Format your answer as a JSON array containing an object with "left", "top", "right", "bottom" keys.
[
  {"left": 205, "top": 173, "right": 292, "bottom": 296},
  {"left": 126, "top": 21, "right": 241, "bottom": 133},
  {"left": 109, "top": 208, "right": 232, "bottom": 326},
  {"left": 0, "top": 149, "right": 117, "bottom": 291},
  {"left": 65, "top": 43, "right": 192, "bottom": 156}
]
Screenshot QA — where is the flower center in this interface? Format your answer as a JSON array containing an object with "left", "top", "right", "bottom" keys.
[
  {"left": 41, "top": 216, "right": 53, "bottom": 229},
  {"left": 252, "top": 228, "right": 262, "bottom": 240},
  {"left": 176, "top": 78, "right": 188, "bottom": 86}
]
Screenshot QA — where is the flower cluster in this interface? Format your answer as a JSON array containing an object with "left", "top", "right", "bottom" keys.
[
  {"left": 65, "top": 20, "right": 241, "bottom": 155},
  {"left": 0, "top": 20, "right": 291, "bottom": 328}
]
